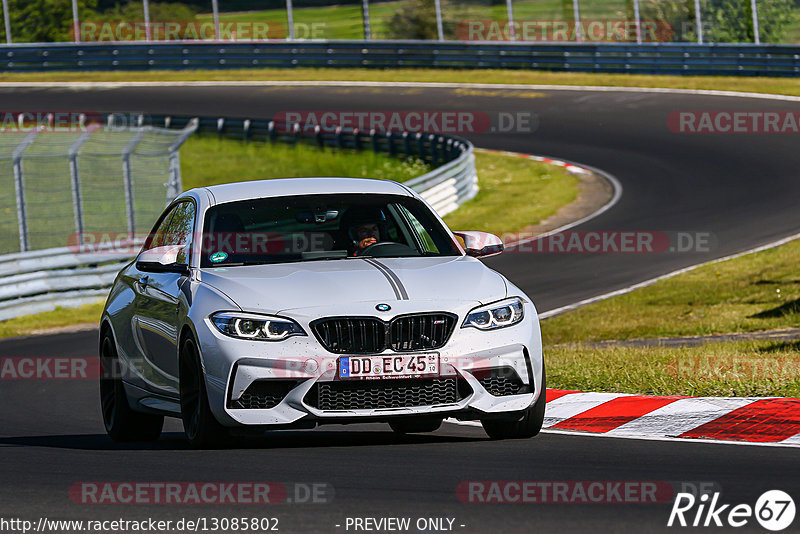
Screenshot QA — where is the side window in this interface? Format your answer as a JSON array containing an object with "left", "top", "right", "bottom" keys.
[
  {"left": 397, "top": 205, "right": 438, "bottom": 253},
  {"left": 143, "top": 205, "right": 179, "bottom": 252},
  {"left": 162, "top": 202, "right": 196, "bottom": 264}
]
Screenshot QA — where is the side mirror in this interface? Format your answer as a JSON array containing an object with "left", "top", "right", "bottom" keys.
[
  {"left": 453, "top": 231, "right": 504, "bottom": 258},
  {"left": 136, "top": 245, "right": 190, "bottom": 275}
]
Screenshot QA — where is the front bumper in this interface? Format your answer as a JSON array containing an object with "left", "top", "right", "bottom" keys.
[{"left": 193, "top": 301, "right": 544, "bottom": 428}]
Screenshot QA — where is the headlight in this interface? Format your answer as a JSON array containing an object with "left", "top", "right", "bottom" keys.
[
  {"left": 210, "top": 312, "right": 306, "bottom": 341},
  {"left": 462, "top": 297, "right": 525, "bottom": 330}
]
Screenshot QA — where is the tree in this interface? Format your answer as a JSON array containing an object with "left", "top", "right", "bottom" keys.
[
  {"left": 638, "top": 0, "right": 797, "bottom": 43},
  {"left": 0, "top": 0, "right": 97, "bottom": 43},
  {"left": 386, "top": 0, "right": 455, "bottom": 40},
  {"left": 706, "top": 0, "right": 796, "bottom": 42}
]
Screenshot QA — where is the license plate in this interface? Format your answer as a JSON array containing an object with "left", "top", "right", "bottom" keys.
[{"left": 338, "top": 354, "right": 439, "bottom": 379}]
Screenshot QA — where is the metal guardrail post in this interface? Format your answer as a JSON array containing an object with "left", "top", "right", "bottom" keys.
[
  {"left": 12, "top": 129, "right": 40, "bottom": 252},
  {"left": 122, "top": 130, "right": 146, "bottom": 236},
  {"left": 633, "top": 0, "right": 642, "bottom": 44},
  {"left": 68, "top": 128, "right": 92, "bottom": 244}
]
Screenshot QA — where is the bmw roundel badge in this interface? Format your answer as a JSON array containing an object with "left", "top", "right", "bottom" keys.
[{"left": 376, "top": 303, "right": 391, "bottom": 312}]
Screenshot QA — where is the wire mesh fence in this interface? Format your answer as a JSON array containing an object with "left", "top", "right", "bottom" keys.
[
  {"left": 2, "top": 0, "right": 797, "bottom": 45},
  {"left": 0, "top": 114, "right": 196, "bottom": 255}
]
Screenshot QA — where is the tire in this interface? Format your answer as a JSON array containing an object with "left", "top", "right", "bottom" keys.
[
  {"left": 99, "top": 332, "right": 164, "bottom": 442},
  {"left": 389, "top": 417, "right": 443, "bottom": 434},
  {"left": 179, "top": 336, "right": 229, "bottom": 448},
  {"left": 481, "top": 366, "right": 546, "bottom": 440}
]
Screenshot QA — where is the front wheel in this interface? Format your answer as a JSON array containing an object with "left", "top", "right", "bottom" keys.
[
  {"left": 180, "top": 336, "right": 229, "bottom": 448},
  {"left": 481, "top": 367, "right": 546, "bottom": 440},
  {"left": 99, "top": 332, "right": 163, "bottom": 442}
]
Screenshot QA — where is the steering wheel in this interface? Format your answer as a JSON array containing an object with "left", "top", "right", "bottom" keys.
[{"left": 356, "top": 241, "right": 405, "bottom": 256}]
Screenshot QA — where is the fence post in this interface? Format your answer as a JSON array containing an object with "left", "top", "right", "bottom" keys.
[
  {"left": 68, "top": 129, "right": 92, "bottom": 244},
  {"left": 166, "top": 118, "right": 198, "bottom": 201},
  {"left": 212, "top": 0, "right": 221, "bottom": 41},
  {"left": 11, "top": 130, "right": 40, "bottom": 252},
  {"left": 434, "top": 0, "right": 444, "bottom": 41},
  {"left": 286, "top": 0, "right": 295, "bottom": 40},
  {"left": 1, "top": 0, "right": 11, "bottom": 44},
  {"left": 751, "top": 0, "right": 760, "bottom": 44},
  {"left": 632, "top": 0, "right": 642, "bottom": 44},
  {"left": 122, "top": 130, "right": 146, "bottom": 236},
  {"left": 362, "top": 0, "right": 371, "bottom": 40},
  {"left": 71, "top": 0, "right": 80, "bottom": 43},
  {"left": 143, "top": 0, "right": 152, "bottom": 42},
  {"left": 572, "top": 0, "right": 582, "bottom": 42},
  {"left": 505, "top": 0, "right": 515, "bottom": 41},
  {"left": 694, "top": 0, "right": 703, "bottom": 44}
]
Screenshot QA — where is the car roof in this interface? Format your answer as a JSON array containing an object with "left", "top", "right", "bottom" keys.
[{"left": 187, "top": 177, "right": 415, "bottom": 206}]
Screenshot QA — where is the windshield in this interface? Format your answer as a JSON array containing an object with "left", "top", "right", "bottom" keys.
[{"left": 199, "top": 193, "right": 461, "bottom": 267}]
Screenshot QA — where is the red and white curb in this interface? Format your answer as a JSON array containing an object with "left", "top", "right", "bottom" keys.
[
  {"left": 452, "top": 389, "right": 800, "bottom": 446},
  {"left": 480, "top": 148, "right": 595, "bottom": 176}
]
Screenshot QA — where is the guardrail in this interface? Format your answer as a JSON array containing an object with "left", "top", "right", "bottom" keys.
[
  {"left": 0, "top": 113, "right": 477, "bottom": 321},
  {"left": 2, "top": 41, "right": 800, "bottom": 76}
]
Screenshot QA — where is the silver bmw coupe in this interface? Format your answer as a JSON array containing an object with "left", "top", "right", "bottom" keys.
[{"left": 99, "top": 177, "right": 545, "bottom": 447}]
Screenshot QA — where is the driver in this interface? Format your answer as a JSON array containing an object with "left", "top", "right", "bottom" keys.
[{"left": 341, "top": 206, "right": 388, "bottom": 255}]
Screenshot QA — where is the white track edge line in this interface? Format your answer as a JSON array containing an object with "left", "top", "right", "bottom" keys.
[{"left": 539, "top": 229, "right": 800, "bottom": 319}]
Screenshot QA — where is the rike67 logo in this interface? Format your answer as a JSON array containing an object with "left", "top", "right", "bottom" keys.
[{"left": 668, "top": 490, "right": 795, "bottom": 531}]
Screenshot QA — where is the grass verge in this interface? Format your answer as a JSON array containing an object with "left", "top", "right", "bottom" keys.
[
  {"left": 180, "top": 136, "right": 432, "bottom": 189},
  {"left": 4, "top": 68, "right": 800, "bottom": 98},
  {"left": 0, "top": 138, "right": 578, "bottom": 338},
  {"left": 547, "top": 339, "right": 800, "bottom": 397},
  {"left": 0, "top": 303, "right": 104, "bottom": 339},
  {"left": 542, "top": 239, "right": 800, "bottom": 345},
  {"left": 443, "top": 148, "right": 578, "bottom": 236}
]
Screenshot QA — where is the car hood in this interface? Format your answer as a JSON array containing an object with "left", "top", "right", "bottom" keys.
[{"left": 199, "top": 256, "right": 507, "bottom": 315}]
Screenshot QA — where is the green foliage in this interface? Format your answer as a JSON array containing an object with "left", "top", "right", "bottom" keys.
[
  {"left": 640, "top": 0, "right": 797, "bottom": 42},
  {"left": 93, "top": 1, "right": 197, "bottom": 23},
  {"left": 0, "top": 0, "right": 96, "bottom": 43},
  {"left": 386, "top": 0, "right": 455, "bottom": 40},
  {"left": 706, "top": 0, "right": 796, "bottom": 42}
]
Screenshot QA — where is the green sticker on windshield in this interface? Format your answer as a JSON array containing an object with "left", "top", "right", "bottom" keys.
[{"left": 209, "top": 251, "right": 228, "bottom": 263}]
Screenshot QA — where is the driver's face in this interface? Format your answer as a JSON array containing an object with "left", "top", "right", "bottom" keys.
[{"left": 354, "top": 223, "right": 380, "bottom": 240}]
